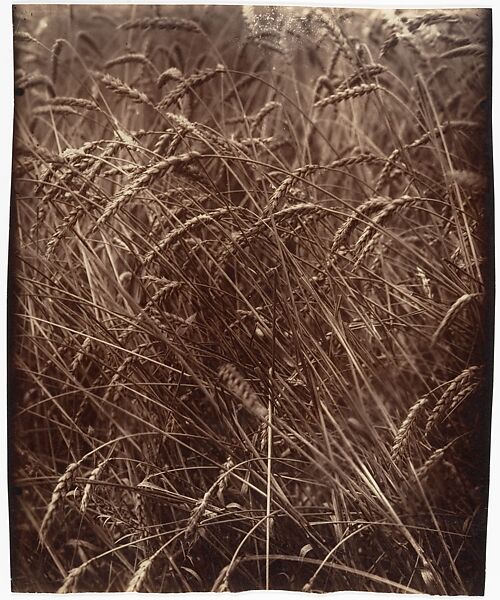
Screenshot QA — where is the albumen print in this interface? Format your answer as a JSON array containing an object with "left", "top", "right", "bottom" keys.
[{"left": 9, "top": 5, "right": 493, "bottom": 594}]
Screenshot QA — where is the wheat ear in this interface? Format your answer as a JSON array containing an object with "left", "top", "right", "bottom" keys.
[
  {"left": 329, "top": 196, "right": 389, "bottom": 257},
  {"left": 125, "top": 544, "right": 168, "bottom": 592},
  {"left": 440, "top": 44, "right": 487, "bottom": 59},
  {"left": 80, "top": 459, "right": 109, "bottom": 514},
  {"left": 51, "top": 39, "right": 65, "bottom": 85},
  {"left": 119, "top": 16, "right": 202, "bottom": 34},
  {"left": 425, "top": 366, "right": 481, "bottom": 435},
  {"left": 314, "top": 83, "right": 381, "bottom": 109},
  {"left": 104, "top": 53, "right": 155, "bottom": 72},
  {"left": 390, "top": 395, "right": 430, "bottom": 462},
  {"left": 96, "top": 72, "right": 153, "bottom": 105},
  {"left": 14, "top": 31, "right": 41, "bottom": 45},
  {"left": 93, "top": 151, "right": 201, "bottom": 230},
  {"left": 57, "top": 563, "right": 89, "bottom": 593},
  {"left": 143, "top": 207, "right": 238, "bottom": 266},
  {"left": 416, "top": 442, "right": 454, "bottom": 480},
  {"left": 157, "top": 67, "right": 183, "bottom": 88},
  {"left": 157, "top": 65, "right": 226, "bottom": 110},
  {"left": 431, "top": 293, "right": 480, "bottom": 347},
  {"left": 39, "top": 461, "right": 81, "bottom": 545},
  {"left": 219, "top": 363, "right": 267, "bottom": 419}
]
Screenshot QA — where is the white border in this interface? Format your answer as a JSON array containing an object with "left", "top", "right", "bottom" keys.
[
  {"left": 1, "top": 2, "right": 497, "bottom": 599},
  {"left": 1, "top": 0, "right": 13, "bottom": 597}
]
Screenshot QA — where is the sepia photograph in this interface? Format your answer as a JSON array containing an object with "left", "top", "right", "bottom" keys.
[{"left": 7, "top": 3, "right": 494, "bottom": 594}]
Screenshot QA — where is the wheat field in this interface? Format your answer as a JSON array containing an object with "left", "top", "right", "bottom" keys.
[{"left": 9, "top": 4, "right": 493, "bottom": 593}]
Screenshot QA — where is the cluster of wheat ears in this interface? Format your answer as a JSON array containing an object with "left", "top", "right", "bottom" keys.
[{"left": 10, "top": 5, "right": 491, "bottom": 594}]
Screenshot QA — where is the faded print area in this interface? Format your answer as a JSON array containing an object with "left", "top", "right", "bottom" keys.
[{"left": 10, "top": 5, "right": 492, "bottom": 593}]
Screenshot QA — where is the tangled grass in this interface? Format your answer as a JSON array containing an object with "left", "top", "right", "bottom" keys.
[{"left": 10, "top": 5, "right": 492, "bottom": 593}]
